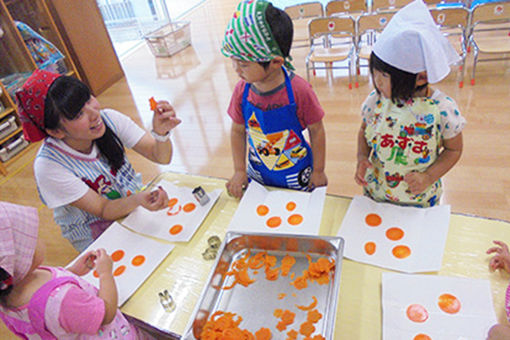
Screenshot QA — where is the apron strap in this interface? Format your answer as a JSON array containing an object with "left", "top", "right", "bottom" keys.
[
  {"left": 0, "top": 312, "right": 32, "bottom": 339},
  {"left": 281, "top": 67, "right": 295, "bottom": 105},
  {"left": 241, "top": 67, "right": 296, "bottom": 106},
  {"left": 27, "top": 276, "right": 80, "bottom": 340}
]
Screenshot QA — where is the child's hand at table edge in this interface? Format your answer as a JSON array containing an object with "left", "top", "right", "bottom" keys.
[
  {"left": 226, "top": 171, "right": 248, "bottom": 199},
  {"left": 487, "top": 240, "right": 510, "bottom": 273},
  {"left": 308, "top": 170, "right": 327, "bottom": 190}
]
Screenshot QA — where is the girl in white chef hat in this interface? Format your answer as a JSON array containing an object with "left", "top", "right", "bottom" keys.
[{"left": 354, "top": 0, "right": 466, "bottom": 207}]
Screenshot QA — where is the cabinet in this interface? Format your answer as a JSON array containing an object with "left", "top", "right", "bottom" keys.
[
  {"left": 0, "top": 0, "right": 79, "bottom": 175},
  {"left": 44, "top": 0, "right": 125, "bottom": 96}
]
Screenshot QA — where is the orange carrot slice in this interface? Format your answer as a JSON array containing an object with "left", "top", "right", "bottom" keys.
[
  {"left": 296, "top": 296, "right": 318, "bottom": 311},
  {"left": 307, "top": 309, "right": 323, "bottom": 323},
  {"left": 265, "top": 266, "right": 280, "bottom": 281},
  {"left": 265, "top": 255, "right": 277, "bottom": 268},
  {"left": 310, "top": 335, "right": 326, "bottom": 340},
  {"left": 290, "top": 275, "right": 308, "bottom": 290},
  {"left": 237, "top": 268, "right": 255, "bottom": 287},
  {"left": 281, "top": 310, "right": 295, "bottom": 324},
  {"left": 286, "top": 329, "right": 298, "bottom": 340},
  {"left": 248, "top": 252, "right": 266, "bottom": 269},
  {"left": 149, "top": 97, "right": 158, "bottom": 111},
  {"left": 200, "top": 311, "right": 254, "bottom": 340},
  {"left": 276, "top": 321, "right": 288, "bottom": 332},
  {"left": 255, "top": 327, "right": 271, "bottom": 340},
  {"left": 299, "top": 321, "right": 315, "bottom": 337},
  {"left": 281, "top": 255, "right": 296, "bottom": 276}
]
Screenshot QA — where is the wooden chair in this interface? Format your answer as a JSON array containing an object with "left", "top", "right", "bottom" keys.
[
  {"left": 355, "top": 12, "right": 394, "bottom": 87},
  {"left": 284, "top": 2, "right": 324, "bottom": 48},
  {"left": 423, "top": 0, "right": 448, "bottom": 6},
  {"left": 469, "top": 1, "right": 510, "bottom": 85},
  {"left": 306, "top": 16, "right": 356, "bottom": 88},
  {"left": 429, "top": 6, "right": 470, "bottom": 87},
  {"left": 325, "top": 0, "right": 368, "bottom": 17},
  {"left": 371, "top": 0, "right": 413, "bottom": 12}
]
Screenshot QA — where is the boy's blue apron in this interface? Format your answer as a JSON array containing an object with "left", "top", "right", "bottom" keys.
[{"left": 242, "top": 67, "right": 313, "bottom": 190}]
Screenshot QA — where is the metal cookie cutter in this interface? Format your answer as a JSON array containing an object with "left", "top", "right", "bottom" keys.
[
  {"left": 202, "top": 247, "right": 218, "bottom": 261},
  {"left": 158, "top": 289, "right": 176, "bottom": 312},
  {"left": 202, "top": 235, "right": 222, "bottom": 260},
  {"left": 208, "top": 235, "right": 221, "bottom": 249},
  {"left": 192, "top": 186, "right": 210, "bottom": 206}
]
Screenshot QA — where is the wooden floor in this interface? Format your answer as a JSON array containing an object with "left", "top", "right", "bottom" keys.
[{"left": 1, "top": 0, "right": 510, "bottom": 337}]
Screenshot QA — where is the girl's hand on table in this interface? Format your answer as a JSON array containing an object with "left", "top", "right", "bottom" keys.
[
  {"left": 487, "top": 240, "right": 510, "bottom": 273},
  {"left": 67, "top": 250, "right": 96, "bottom": 276},
  {"left": 95, "top": 248, "right": 113, "bottom": 277}
]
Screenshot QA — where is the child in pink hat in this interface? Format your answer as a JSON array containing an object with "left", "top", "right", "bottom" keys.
[{"left": 0, "top": 201, "right": 155, "bottom": 339}]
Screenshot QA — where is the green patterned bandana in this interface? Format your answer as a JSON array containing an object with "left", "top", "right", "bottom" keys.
[{"left": 221, "top": 0, "right": 294, "bottom": 70}]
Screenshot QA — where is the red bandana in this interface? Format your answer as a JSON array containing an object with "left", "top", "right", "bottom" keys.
[{"left": 16, "top": 69, "right": 61, "bottom": 142}]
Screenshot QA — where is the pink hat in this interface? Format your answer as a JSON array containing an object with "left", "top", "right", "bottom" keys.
[
  {"left": 0, "top": 202, "right": 39, "bottom": 284},
  {"left": 16, "top": 69, "right": 61, "bottom": 142}
]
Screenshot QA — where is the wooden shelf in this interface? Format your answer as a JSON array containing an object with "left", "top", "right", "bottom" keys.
[
  {"left": 0, "top": 0, "right": 82, "bottom": 176},
  {"left": 4, "top": 140, "right": 36, "bottom": 166},
  {"left": 0, "top": 107, "right": 15, "bottom": 121},
  {"left": 0, "top": 126, "right": 21, "bottom": 145}
]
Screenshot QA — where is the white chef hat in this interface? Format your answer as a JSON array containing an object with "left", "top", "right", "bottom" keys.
[{"left": 372, "top": 0, "right": 460, "bottom": 83}]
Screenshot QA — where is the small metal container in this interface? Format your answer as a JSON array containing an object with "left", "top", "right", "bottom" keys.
[
  {"left": 192, "top": 186, "right": 210, "bottom": 206},
  {"left": 182, "top": 231, "right": 344, "bottom": 339}
]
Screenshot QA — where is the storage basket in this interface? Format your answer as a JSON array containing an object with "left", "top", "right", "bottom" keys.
[
  {"left": 144, "top": 21, "right": 191, "bottom": 57},
  {"left": 0, "top": 115, "right": 18, "bottom": 141},
  {"left": 0, "top": 133, "right": 28, "bottom": 162}
]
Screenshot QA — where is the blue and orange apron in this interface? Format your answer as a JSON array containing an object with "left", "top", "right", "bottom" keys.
[{"left": 242, "top": 68, "right": 313, "bottom": 190}]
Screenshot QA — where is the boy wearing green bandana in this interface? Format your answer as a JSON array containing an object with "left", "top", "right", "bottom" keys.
[{"left": 222, "top": 0, "right": 327, "bottom": 198}]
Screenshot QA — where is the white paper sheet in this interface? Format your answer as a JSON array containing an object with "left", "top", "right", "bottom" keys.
[
  {"left": 228, "top": 181, "right": 326, "bottom": 235},
  {"left": 382, "top": 273, "right": 497, "bottom": 340},
  {"left": 69, "top": 222, "right": 174, "bottom": 306},
  {"left": 338, "top": 196, "right": 451, "bottom": 273},
  {"left": 122, "top": 180, "right": 221, "bottom": 242}
]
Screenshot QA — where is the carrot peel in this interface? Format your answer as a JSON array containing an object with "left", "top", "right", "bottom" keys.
[{"left": 149, "top": 97, "right": 158, "bottom": 111}]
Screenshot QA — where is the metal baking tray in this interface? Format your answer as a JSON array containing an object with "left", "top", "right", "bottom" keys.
[{"left": 183, "top": 232, "right": 344, "bottom": 339}]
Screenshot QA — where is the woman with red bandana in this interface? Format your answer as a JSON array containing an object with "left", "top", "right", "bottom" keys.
[{"left": 17, "top": 70, "right": 180, "bottom": 251}]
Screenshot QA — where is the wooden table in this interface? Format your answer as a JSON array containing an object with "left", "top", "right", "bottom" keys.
[{"left": 120, "top": 172, "right": 510, "bottom": 339}]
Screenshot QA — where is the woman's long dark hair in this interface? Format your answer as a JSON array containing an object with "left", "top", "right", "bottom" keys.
[
  {"left": 44, "top": 76, "right": 125, "bottom": 171},
  {"left": 369, "top": 52, "right": 427, "bottom": 104}
]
